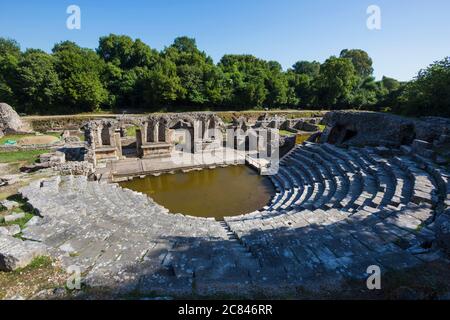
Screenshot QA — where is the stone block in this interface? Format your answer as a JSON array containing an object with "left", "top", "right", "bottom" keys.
[
  {"left": 0, "top": 225, "right": 21, "bottom": 236},
  {"left": 0, "top": 235, "right": 47, "bottom": 271},
  {"left": 435, "top": 212, "right": 450, "bottom": 255},
  {"left": 1, "top": 200, "right": 20, "bottom": 211},
  {"left": 40, "top": 151, "right": 66, "bottom": 165},
  {"left": 412, "top": 139, "right": 435, "bottom": 159},
  {"left": 4, "top": 212, "right": 25, "bottom": 223},
  {"left": 400, "top": 145, "right": 412, "bottom": 155}
]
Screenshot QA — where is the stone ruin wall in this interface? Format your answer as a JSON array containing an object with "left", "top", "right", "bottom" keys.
[{"left": 320, "top": 110, "right": 450, "bottom": 147}]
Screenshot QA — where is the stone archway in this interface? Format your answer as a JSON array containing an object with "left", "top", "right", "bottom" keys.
[{"left": 168, "top": 117, "right": 196, "bottom": 154}]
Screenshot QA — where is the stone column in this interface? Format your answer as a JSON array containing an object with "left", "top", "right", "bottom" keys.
[
  {"left": 153, "top": 122, "right": 159, "bottom": 143},
  {"left": 136, "top": 128, "right": 143, "bottom": 157},
  {"left": 113, "top": 132, "right": 122, "bottom": 158}
]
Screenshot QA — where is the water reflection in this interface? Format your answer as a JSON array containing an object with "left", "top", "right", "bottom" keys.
[{"left": 120, "top": 165, "right": 275, "bottom": 220}]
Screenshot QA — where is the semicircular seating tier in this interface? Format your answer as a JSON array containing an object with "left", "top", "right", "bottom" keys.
[{"left": 13, "top": 142, "right": 450, "bottom": 297}]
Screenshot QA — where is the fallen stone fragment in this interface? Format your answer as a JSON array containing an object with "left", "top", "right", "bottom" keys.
[
  {"left": 0, "top": 225, "right": 21, "bottom": 236},
  {"left": 40, "top": 151, "right": 66, "bottom": 165},
  {"left": 1, "top": 199, "right": 20, "bottom": 210},
  {"left": 0, "top": 102, "right": 30, "bottom": 134},
  {"left": 20, "top": 162, "right": 52, "bottom": 173},
  {"left": 435, "top": 212, "right": 450, "bottom": 255},
  {"left": 24, "top": 216, "right": 42, "bottom": 227},
  {"left": 400, "top": 145, "right": 412, "bottom": 155},
  {"left": 412, "top": 139, "right": 435, "bottom": 159},
  {"left": 0, "top": 235, "right": 47, "bottom": 271},
  {"left": 4, "top": 212, "right": 25, "bottom": 223}
]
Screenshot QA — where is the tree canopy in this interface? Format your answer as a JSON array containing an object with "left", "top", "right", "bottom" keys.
[{"left": 0, "top": 35, "right": 448, "bottom": 117}]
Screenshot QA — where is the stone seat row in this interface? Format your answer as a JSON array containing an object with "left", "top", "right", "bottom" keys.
[
  {"left": 224, "top": 204, "right": 437, "bottom": 283},
  {"left": 259, "top": 143, "right": 443, "bottom": 218},
  {"left": 20, "top": 176, "right": 230, "bottom": 246}
]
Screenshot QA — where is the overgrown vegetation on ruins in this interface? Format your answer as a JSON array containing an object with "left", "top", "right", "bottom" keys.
[{"left": 0, "top": 35, "right": 449, "bottom": 117}]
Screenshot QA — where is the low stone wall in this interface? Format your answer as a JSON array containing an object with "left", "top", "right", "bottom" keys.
[
  {"left": 321, "top": 110, "right": 450, "bottom": 147},
  {"left": 23, "top": 115, "right": 117, "bottom": 132},
  {"left": 0, "top": 141, "right": 86, "bottom": 153},
  {"left": 0, "top": 143, "right": 63, "bottom": 153},
  {"left": 22, "top": 111, "right": 327, "bottom": 131}
]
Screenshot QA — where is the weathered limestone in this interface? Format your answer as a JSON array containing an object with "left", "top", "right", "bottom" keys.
[
  {"left": 0, "top": 235, "right": 47, "bottom": 271},
  {"left": 321, "top": 111, "right": 450, "bottom": 147},
  {"left": 21, "top": 150, "right": 70, "bottom": 174},
  {"left": 412, "top": 139, "right": 435, "bottom": 159},
  {"left": 40, "top": 151, "right": 66, "bottom": 166},
  {"left": 82, "top": 113, "right": 224, "bottom": 167},
  {"left": 138, "top": 113, "right": 224, "bottom": 157},
  {"left": 56, "top": 161, "right": 94, "bottom": 176},
  {"left": 435, "top": 211, "right": 450, "bottom": 255},
  {"left": 0, "top": 225, "right": 21, "bottom": 236},
  {"left": 0, "top": 102, "right": 30, "bottom": 135},
  {"left": 4, "top": 212, "right": 25, "bottom": 223},
  {"left": 13, "top": 140, "right": 449, "bottom": 296},
  {"left": 83, "top": 119, "right": 122, "bottom": 165},
  {"left": 1, "top": 199, "right": 20, "bottom": 211},
  {"left": 256, "top": 114, "right": 322, "bottom": 133},
  {"left": 255, "top": 114, "right": 286, "bottom": 129}
]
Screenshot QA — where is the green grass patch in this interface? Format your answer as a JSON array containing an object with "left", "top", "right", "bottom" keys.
[
  {"left": 0, "top": 134, "right": 30, "bottom": 145},
  {"left": 126, "top": 126, "right": 139, "bottom": 137},
  {"left": 317, "top": 124, "right": 326, "bottom": 131},
  {"left": 44, "top": 132, "right": 63, "bottom": 139},
  {"left": 279, "top": 130, "right": 296, "bottom": 137},
  {"left": 12, "top": 256, "right": 53, "bottom": 274},
  {"left": 295, "top": 133, "right": 313, "bottom": 144},
  {"left": 0, "top": 212, "right": 34, "bottom": 230},
  {"left": 0, "top": 194, "right": 38, "bottom": 228},
  {"left": 0, "top": 149, "right": 51, "bottom": 164}
]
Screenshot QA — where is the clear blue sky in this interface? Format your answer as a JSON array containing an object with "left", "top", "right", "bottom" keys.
[{"left": 1, "top": 0, "right": 449, "bottom": 81}]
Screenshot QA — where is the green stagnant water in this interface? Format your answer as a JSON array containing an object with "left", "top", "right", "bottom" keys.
[{"left": 119, "top": 165, "right": 275, "bottom": 220}]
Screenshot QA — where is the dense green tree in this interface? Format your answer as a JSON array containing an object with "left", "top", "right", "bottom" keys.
[
  {"left": 97, "top": 34, "right": 158, "bottom": 70},
  {"left": 291, "top": 60, "right": 320, "bottom": 78},
  {"left": 350, "top": 76, "right": 378, "bottom": 109},
  {"left": 264, "top": 61, "right": 290, "bottom": 107},
  {"left": 396, "top": 57, "right": 450, "bottom": 117},
  {"left": 314, "top": 57, "right": 359, "bottom": 108},
  {"left": 141, "top": 58, "right": 183, "bottom": 108},
  {"left": 0, "top": 38, "right": 21, "bottom": 105},
  {"left": 0, "top": 36, "right": 447, "bottom": 117},
  {"left": 0, "top": 38, "right": 21, "bottom": 57},
  {"left": 11, "top": 49, "right": 62, "bottom": 114},
  {"left": 381, "top": 76, "right": 401, "bottom": 92},
  {"left": 288, "top": 61, "right": 321, "bottom": 108},
  {"left": 340, "top": 49, "right": 374, "bottom": 78},
  {"left": 218, "top": 55, "right": 270, "bottom": 108},
  {"left": 284, "top": 71, "right": 305, "bottom": 106},
  {"left": 53, "top": 41, "right": 108, "bottom": 112},
  {"left": 163, "top": 37, "right": 219, "bottom": 106}
]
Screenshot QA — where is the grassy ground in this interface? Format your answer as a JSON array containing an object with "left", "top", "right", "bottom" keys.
[
  {"left": 0, "top": 193, "right": 36, "bottom": 222},
  {"left": 44, "top": 132, "right": 63, "bottom": 139},
  {"left": 279, "top": 130, "right": 296, "bottom": 137},
  {"left": 295, "top": 133, "right": 313, "bottom": 144},
  {"left": 0, "top": 149, "right": 51, "bottom": 164},
  {"left": 0, "top": 256, "right": 67, "bottom": 300},
  {"left": 0, "top": 134, "right": 31, "bottom": 145},
  {"left": 0, "top": 193, "right": 67, "bottom": 300},
  {"left": 0, "top": 133, "right": 61, "bottom": 145},
  {"left": 126, "top": 126, "right": 139, "bottom": 137}
]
